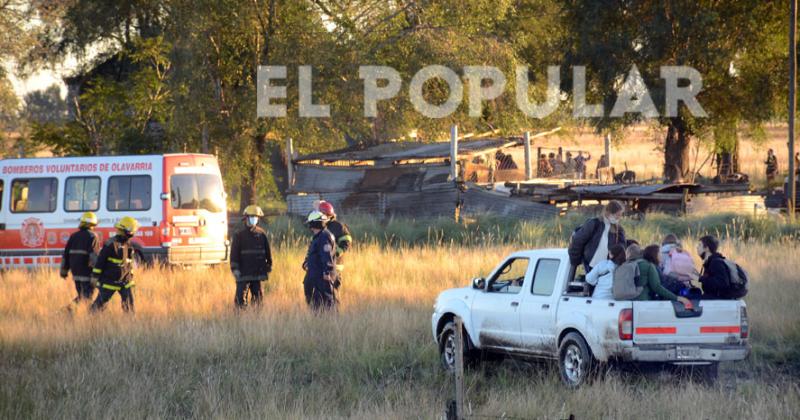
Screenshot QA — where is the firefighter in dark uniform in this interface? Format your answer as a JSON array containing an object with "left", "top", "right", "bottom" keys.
[
  {"left": 90, "top": 216, "right": 140, "bottom": 313},
  {"left": 317, "top": 201, "right": 351, "bottom": 289},
  {"left": 302, "top": 211, "right": 337, "bottom": 311},
  {"left": 60, "top": 211, "right": 100, "bottom": 304},
  {"left": 230, "top": 205, "right": 272, "bottom": 308}
]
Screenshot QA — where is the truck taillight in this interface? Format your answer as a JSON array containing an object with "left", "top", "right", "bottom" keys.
[
  {"left": 740, "top": 307, "right": 749, "bottom": 339},
  {"left": 618, "top": 308, "right": 633, "bottom": 340}
]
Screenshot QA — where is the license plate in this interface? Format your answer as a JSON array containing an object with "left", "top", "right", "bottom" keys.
[
  {"left": 179, "top": 227, "right": 193, "bottom": 236},
  {"left": 675, "top": 346, "right": 700, "bottom": 360}
]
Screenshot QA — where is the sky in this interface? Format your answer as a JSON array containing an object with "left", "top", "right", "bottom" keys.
[
  {"left": 5, "top": 56, "right": 74, "bottom": 101},
  {"left": 7, "top": 67, "right": 67, "bottom": 99}
]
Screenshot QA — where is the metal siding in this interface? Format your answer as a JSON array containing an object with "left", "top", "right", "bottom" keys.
[
  {"left": 460, "top": 187, "right": 559, "bottom": 220},
  {"left": 293, "top": 166, "right": 365, "bottom": 193}
]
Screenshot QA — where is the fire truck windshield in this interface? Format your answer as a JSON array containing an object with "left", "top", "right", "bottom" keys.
[{"left": 170, "top": 174, "right": 225, "bottom": 213}]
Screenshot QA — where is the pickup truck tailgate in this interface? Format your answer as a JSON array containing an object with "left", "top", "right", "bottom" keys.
[{"left": 633, "top": 300, "right": 743, "bottom": 345}]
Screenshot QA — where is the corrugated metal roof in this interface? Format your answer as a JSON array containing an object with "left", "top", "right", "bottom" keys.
[
  {"left": 292, "top": 165, "right": 451, "bottom": 193},
  {"left": 294, "top": 138, "right": 520, "bottom": 162},
  {"left": 567, "top": 183, "right": 697, "bottom": 196}
]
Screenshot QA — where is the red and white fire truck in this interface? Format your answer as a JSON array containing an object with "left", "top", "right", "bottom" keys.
[{"left": 0, "top": 154, "right": 229, "bottom": 268}]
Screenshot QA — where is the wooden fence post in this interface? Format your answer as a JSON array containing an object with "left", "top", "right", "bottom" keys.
[
  {"left": 454, "top": 316, "right": 465, "bottom": 420},
  {"left": 286, "top": 137, "right": 294, "bottom": 191}
]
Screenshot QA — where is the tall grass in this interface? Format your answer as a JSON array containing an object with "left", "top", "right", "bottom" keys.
[
  {"left": 1, "top": 235, "right": 798, "bottom": 418},
  {"left": 264, "top": 212, "right": 800, "bottom": 248}
]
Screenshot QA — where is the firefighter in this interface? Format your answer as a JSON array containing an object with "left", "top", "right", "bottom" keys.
[
  {"left": 302, "top": 211, "right": 337, "bottom": 311},
  {"left": 317, "top": 201, "right": 351, "bottom": 289},
  {"left": 230, "top": 205, "right": 272, "bottom": 309},
  {"left": 90, "top": 216, "right": 140, "bottom": 313},
  {"left": 59, "top": 211, "right": 100, "bottom": 304}
]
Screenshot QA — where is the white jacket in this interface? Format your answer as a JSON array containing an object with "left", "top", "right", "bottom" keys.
[{"left": 586, "top": 259, "right": 617, "bottom": 300}]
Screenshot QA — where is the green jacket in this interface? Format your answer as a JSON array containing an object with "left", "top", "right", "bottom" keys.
[{"left": 634, "top": 260, "right": 679, "bottom": 301}]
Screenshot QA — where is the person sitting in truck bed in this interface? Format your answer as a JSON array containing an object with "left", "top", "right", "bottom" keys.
[
  {"left": 585, "top": 243, "right": 626, "bottom": 299},
  {"left": 627, "top": 244, "right": 691, "bottom": 306}
]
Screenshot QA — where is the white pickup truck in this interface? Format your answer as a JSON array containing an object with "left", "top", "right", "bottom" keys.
[{"left": 431, "top": 248, "right": 750, "bottom": 387}]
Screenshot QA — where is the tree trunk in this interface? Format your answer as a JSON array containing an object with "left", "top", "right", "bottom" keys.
[
  {"left": 239, "top": 178, "right": 252, "bottom": 213},
  {"left": 241, "top": 133, "right": 267, "bottom": 212},
  {"left": 663, "top": 118, "right": 691, "bottom": 182},
  {"left": 238, "top": 0, "right": 276, "bottom": 212}
]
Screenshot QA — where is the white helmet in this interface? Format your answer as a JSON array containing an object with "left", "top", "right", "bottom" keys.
[{"left": 305, "top": 210, "right": 328, "bottom": 228}]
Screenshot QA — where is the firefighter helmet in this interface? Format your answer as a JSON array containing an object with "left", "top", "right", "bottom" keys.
[
  {"left": 115, "top": 216, "right": 139, "bottom": 235},
  {"left": 305, "top": 210, "right": 328, "bottom": 228},
  {"left": 80, "top": 211, "right": 98, "bottom": 226},
  {"left": 318, "top": 201, "right": 335, "bottom": 218},
  {"left": 243, "top": 205, "right": 265, "bottom": 217}
]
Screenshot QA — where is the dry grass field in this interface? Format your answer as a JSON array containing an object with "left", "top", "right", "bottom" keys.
[
  {"left": 535, "top": 123, "right": 795, "bottom": 186},
  {"left": 2, "top": 225, "right": 799, "bottom": 418}
]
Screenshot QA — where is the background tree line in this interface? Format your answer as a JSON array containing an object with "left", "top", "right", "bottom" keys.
[{"left": 0, "top": 0, "right": 791, "bottom": 210}]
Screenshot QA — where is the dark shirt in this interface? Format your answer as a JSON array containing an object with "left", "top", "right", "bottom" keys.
[
  {"left": 230, "top": 224, "right": 273, "bottom": 282},
  {"left": 304, "top": 229, "right": 336, "bottom": 281},
  {"left": 326, "top": 219, "right": 352, "bottom": 265},
  {"left": 60, "top": 227, "right": 99, "bottom": 281},
  {"left": 93, "top": 236, "right": 139, "bottom": 287},
  {"left": 700, "top": 253, "right": 733, "bottom": 299}
]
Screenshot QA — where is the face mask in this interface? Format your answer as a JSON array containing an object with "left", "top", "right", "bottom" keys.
[
  {"left": 608, "top": 216, "right": 620, "bottom": 225},
  {"left": 248, "top": 216, "right": 259, "bottom": 226}
]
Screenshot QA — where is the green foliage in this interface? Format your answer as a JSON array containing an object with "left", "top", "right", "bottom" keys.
[
  {"left": 29, "top": 121, "right": 93, "bottom": 156},
  {"left": 0, "top": 74, "right": 19, "bottom": 129},
  {"left": 563, "top": 1, "right": 787, "bottom": 175},
  {"left": 21, "top": 0, "right": 788, "bottom": 200}
]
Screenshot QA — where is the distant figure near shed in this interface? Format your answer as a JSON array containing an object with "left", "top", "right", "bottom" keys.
[
  {"left": 765, "top": 149, "right": 778, "bottom": 188},
  {"left": 574, "top": 152, "right": 591, "bottom": 179}
]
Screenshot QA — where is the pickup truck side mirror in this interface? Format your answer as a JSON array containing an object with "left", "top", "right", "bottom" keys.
[{"left": 472, "top": 277, "right": 486, "bottom": 290}]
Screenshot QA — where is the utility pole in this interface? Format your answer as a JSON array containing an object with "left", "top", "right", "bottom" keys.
[
  {"left": 286, "top": 137, "right": 294, "bottom": 191},
  {"left": 790, "top": 0, "right": 797, "bottom": 219},
  {"left": 524, "top": 131, "right": 532, "bottom": 180},
  {"left": 450, "top": 125, "right": 459, "bottom": 182}
]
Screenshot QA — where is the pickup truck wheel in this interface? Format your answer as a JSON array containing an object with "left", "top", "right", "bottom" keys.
[
  {"left": 559, "top": 332, "right": 595, "bottom": 388},
  {"left": 439, "top": 321, "right": 474, "bottom": 371}
]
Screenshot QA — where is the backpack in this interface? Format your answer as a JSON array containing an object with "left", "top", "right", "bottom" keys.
[
  {"left": 666, "top": 249, "right": 697, "bottom": 283},
  {"left": 722, "top": 259, "right": 749, "bottom": 299},
  {"left": 613, "top": 260, "right": 643, "bottom": 300}
]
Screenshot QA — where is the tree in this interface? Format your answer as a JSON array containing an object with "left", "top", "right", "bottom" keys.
[
  {"left": 22, "top": 85, "right": 68, "bottom": 123},
  {"left": 563, "top": 1, "right": 786, "bottom": 181},
  {"left": 26, "top": 0, "right": 569, "bottom": 209}
]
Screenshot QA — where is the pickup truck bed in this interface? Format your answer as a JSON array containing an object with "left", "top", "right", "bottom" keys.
[{"left": 432, "top": 248, "right": 749, "bottom": 387}]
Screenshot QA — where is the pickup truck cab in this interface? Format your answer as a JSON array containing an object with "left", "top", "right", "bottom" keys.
[{"left": 431, "top": 248, "right": 750, "bottom": 387}]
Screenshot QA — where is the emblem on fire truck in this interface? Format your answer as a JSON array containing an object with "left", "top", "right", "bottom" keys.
[{"left": 20, "top": 217, "right": 45, "bottom": 248}]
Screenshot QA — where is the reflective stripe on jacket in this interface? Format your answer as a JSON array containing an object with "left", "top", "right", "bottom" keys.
[{"left": 92, "top": 236, "right": 136, "bottom": 287}]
